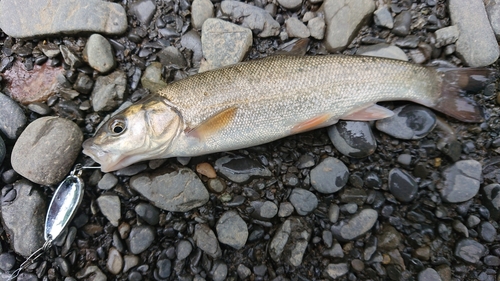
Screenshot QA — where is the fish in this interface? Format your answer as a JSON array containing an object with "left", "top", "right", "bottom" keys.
[{"left": 82, "top": 55, "right": 495, "bottom": 172}]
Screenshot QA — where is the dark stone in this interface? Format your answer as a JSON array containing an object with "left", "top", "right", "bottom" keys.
[
  {"left": 388, "top": 168, "right": 418, "bottom": 203},
  {"left": 0, "top": 92, "right": 27, "bottom": 140},
  {"left": 327, "top": 121, "right": 377, "bottom": 158},
  {"left": 215, "top": 155, "right": 272, "bottom": 183}
]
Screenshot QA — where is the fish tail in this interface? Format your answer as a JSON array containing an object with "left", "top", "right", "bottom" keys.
[{"left": 430, "top": 68, "right": 496, "bottom": 123}]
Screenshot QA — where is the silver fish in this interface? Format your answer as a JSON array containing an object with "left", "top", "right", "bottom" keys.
[{"left": 83, "top": 55, "right": 494, "bottom": 172}]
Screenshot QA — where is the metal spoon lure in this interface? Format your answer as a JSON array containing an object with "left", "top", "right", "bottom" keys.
[{"left": 8, "top": 164, "right": 98, "bottom": 280}]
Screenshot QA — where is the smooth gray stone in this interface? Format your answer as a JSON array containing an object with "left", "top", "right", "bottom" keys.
[
  {"left": 376, "top": 105, "right": 437, "bottom": 140},
  {"left": 176, "top": 240, "right": 193, "bottom": 260},
  {"left": 96, "top": 194, "right": 121, "bottom": 227},
  {"left": 220, "top": 1, "right": 280, "bottom": 37},
  {"left": 127, "top": 225, "right": 155, "bottom": 255},
  {"left": 440, "top": 160, "right": 481, "bottom": 203},
  {"left": 129, "top": 0, "right": 156, "bottom": 26},
  {"left": 97, "top": 173, "right": 118, "bottom": 190},
  {"left": 388, "top": 168, "right": 418, "bottom": 203},
  {"left": 158, "top": 46, "right": 187, "bottom": 68},
  {"left": 91, "top": 70, "right": 127, "bottom": 112},
  {"left": 277, "top": 0, "right": 301, "bottom": 9},
  {"left": 434, "top": 26, "right": 459, "bottom": 48},
  {"left": 392, "top": 10, "right": 411, "bottom": 36},
  {"left": 191, "top": 0, "right": 214, "bottom": 29},
  {"left": 212, "top": 261, "right": 228, "bottom": 281},
  {"left": 374, "top": 6, "right": 394, "bottom": 28},
  {"left": 269, "top": 217, "right": 311, "bottom": 266},
  {"left": 216, "top": 211, "right": 248, "bottom": 250},
  {"left": 286, "top": 17, "right": 310, "bottom": 38},
  {"left": 134, "top": 203, "right": 160, "bottom": 225},
  {"left": 83, "top": 34, "right": 116, "bottom": 73},
  {"left": 310, "top": 157, "right": 349, "bottom": 194},
  {"left": 324, "top": 263, "right": 349, "bottom": 279},
  {"left": 328, "top": 121, "right": 377, "bottom": 158},
  {"left": 130, "top": 168, "right": 209, "bottom": 212},
  {"left": 482, "top": 183, "right": 500, "bottom": 220},
  {"left": 289, "top": 188, "right": 318, "bottom": 215},
  {"left": 0, "top": 0, "right": 127, "bottom": 38},
  {"left": 193, "top": 224, "right": 221, "bottom": 258},
  {"left": 0, "top": 92, "right": 27, "bottom": 140},
  {"left": 107, "top": 247, "right": 123, "bottom": 275},
  {"left": 11, "top": 117, "right": 82, "bottom": 185},
  {"left": 454, "top": 238, "right": 486, "bottom": 264},
  {"left": 486, "top": 0, "right": 500, "bottom": 40},
  {"left": 307, "top": 17, "right": 326, "bottom": 40},
  {"left": 418, "top": 268, "right": 442, "bottom": 281},
  {"left": 1, "top": 180, "right": 46, "bottom": 257},
  {"left": 339, "top": 209, "right": 378, "bottom": 240},
  {"left": 76, "top": 265, "right": 107, "bottom": 281},
  {"left": 181, "top": 30, "right": 203, "bottom": 68}
]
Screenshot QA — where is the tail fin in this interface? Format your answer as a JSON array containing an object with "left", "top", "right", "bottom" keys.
[{"left": 431, "top": 68, "right": 496, "bottom": 123}]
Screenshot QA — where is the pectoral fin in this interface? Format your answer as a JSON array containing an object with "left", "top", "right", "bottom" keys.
[
  {"left": 342, "top": 104, "right": 394, "bottom": 121},
  {"left": 186, "top": 106, "right": 238, "bottom": 139},
  {"left": 291, "top": 113, "right": 334, "bottom": 134}
]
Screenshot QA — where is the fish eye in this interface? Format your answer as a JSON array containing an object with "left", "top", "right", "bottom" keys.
[{"left": 109, "top": 118, "right": 127, "bottom": 135}]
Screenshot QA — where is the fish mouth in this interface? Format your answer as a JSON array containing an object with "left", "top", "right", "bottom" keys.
[{"left": 82, "top": 139, "right": 122, "bottom": 172}]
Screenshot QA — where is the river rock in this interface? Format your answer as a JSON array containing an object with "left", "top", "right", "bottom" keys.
[
  {"left": 286, "top": 17, "right": 310, "bottom": 38},
  {"left": 130, "top": 168, "right": 209, "bottom": 212},
  {"left": 0, "top": 0, "right": 127, "bottom": 38},
  {"left": 339, "top": 209, "right": 378, "bottom": 240},
  {"left": 376, "top": 105, "right": 437, "bottom": 140},
  {"left": 181, "top": 30, "right": 203, "bottom": 67},
  {"left": 418, "top": 268, "right": 442, "bottom": 281},
  {"left": 96, "top": 194, "right": 121, "bottom": 227},
  {"left": 91, "top": 70, "right": 127, "bottom": 112},
  {"left": 200, "top": 18, "right": 252, "bottom": 72},
  {"left": 392, "top": 10, "right": 411, "bottom": 36},
  {"left": 482, "top": 183, "right": 500, "bottom": 220},
  {"left": 325, "top": 263, "right": 349, "bottom": 279},
  {"left": 129, "top": 0, "right": 156, "bottom": 26},
  {"left": 440, "top": 160, "right": 481, "bottom": 203},
  {"left": 269, "top": 217, "right": 311, "bottom": 266},
  {"left": 11, "top": 117, "right": 83, "bottom": 185},
  {"left": 141, "top": 62, "right": 169, "bottom": 93},
  {"left": 216, "top": 211, "right": 248, "bottom": 250},
  {"left": 388, "top": 168, "right": 418, "bottom": 203},
  {"left": 449, "top": 0, "right": 499, "bottom": 66},
  {"left": 1, "top": 180, "right": 46, "bottom": 257},
  {"left": 215, "top": 155, "right": 271, "bottom": 183},
  {"left": 83, "top": 34, "right": 116, "bottom": 73},
  {"left": 191, "top": 0, "right": 213, "bottom": 29},
  {"left": 0, "top": 92, "right": 27, "bottom": 140},
  {"left": 310, "top": 157, "right": 349, "bottom": 194},
  {"left": 307, "top": 17, "right": 326, "bottom": 40},
  {"left": 454, "top": 238, "right": 486, "bottom": 264},
  {"left": 434, "top": 26, "right": 459, "bottom": 48},
  {"left": 194, "top": 224, "right": 222, "bottom": 258},
  {"left": 127, "top": 225, "right": 155, "bottom": 255},
  {"left": 289, "top": 188, "right": 318, "bottom": 215},
  {"left": 486, "top": 1, "right": 500, "bottom": 40},
  {"left": 220, "top": 1, "right": 280, "bottom": 37},
  {"left": 323, "top": 0, "right": 375, "bottom": 52},
  {"left": 374, "top": 6, "right": 394, "bottom": 29},
  {"left": 328, "top": 121, "right": 377, "bottom": 158}
]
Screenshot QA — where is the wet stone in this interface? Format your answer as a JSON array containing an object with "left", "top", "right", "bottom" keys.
[
  {"left": 107, "top": 247, "right": 123, "bottom": 275},
  {"left": 216, "top": 211, "right": 248, "bottom": 249},
  {"left": 392, "top": 10, "right": 411, "bottom": 36},
  {"left": 484, "top": 255, "right": 500, "bottom": 266},
  {"left": 478, "top": 222, "right": 496, "bottom": 243},
  {"left": 328, "top": 204, "right": 340, "bottom": 223},
  {"left": 286, "top": 17, "right": 310, "bottom": 38},
  {"left": 196, "top": 162, "right": 217, "bottom": 179},
  {"left": 418, "top": 268, "right": 442, "bottom": 281},
  {"left": 339, "top": 209, "right": 378, "bottom": 240},
  {"left": 97, "top": 173, "right": 118, "bottom": 190},
  {"left": 327, "top": 121, "right": 377, "bottom": 158},
  {"left": 374, "top": 6, "right": 394, "bottom": 29},
  {"left": 156, "top": 259, "right": 171, "bottom": 279},
  {"left": 193, "top": 224, "right": 222, "bottom": 258},
  {"left": 0, "top": 92, "right": 27, "bottom": 140},
  {"left": 91, "top": 70, "right": 127, "bottom": 112},
  {"left": 269, "top": 217, "right": 311, "bottom": 266},
  {"left": 310, "top": 157, "right": 349, "bottom": 194},
  {"left": 127, "top": 225, "right": 155, "bottom": 255},
  {"left": 215, "top": 155, "right": 272, "bottom": 183},
  {"left": 220, "top": 1, "right": 280, "bottom": 37},
  {"left": 454, "top": 238, "right": 486, "bottom": 264},
  {"left": 176, "top": 240, "right": 193, "bottom": 260},
  {"left": 212, "top": 262, "right": 228, "bottom": 281},
  {"left": 467, "top": 215, "right": 481, "bottom": 228},
  {"left": 11, "top": 116, "right": 82, "bottom": 185},
  {"left": 0, "top": 253, "right": 15, "bottom": 271},
  {"left": 324, "top": 263, "right": 349, "bottom": 279},
  {"left": 376, "top": 105, "right": 437, "bottom": 140},
  {"left": 27, "top": 102, "right": 51, "bottom": 115},
  {"left": 83, "top": 34, "right": 116, "bottom": 73},
  {"left": 289, "top": 188, "right": 318, "bottom": 215},
  {"left": 440, "top": 160, "right": 481, "bottom": 203},
  {"left": 129, "top": 0, "right": 156, "bottom": 26},
  {"left": 130, "top": 168, "right": 209, "bottom": 212},
  {"left": 323, "top": 242, "right": 344, "bottom": 258},
  {"left": 388, "top": 168, "right": 418, "bottom": 203},
  {"left": 377, "top": 225, "right": 402, "bottom": 251},
  {"left": 181, "top": 30, "right": 203, "bottom": 67},
  {"left": 97, "top": 194, "right": 121, "bottom": 227},
  {"left": 134, "top": 203, "right": 160, "bottom": 225},
  {"left": 191, "top": 0, "right": 214, "bottom": 29},
  {"left": 482, "top": 183, "right": 500, "bottom": 220},
  {"left": 0, "top": 0, "right": 127, "bottom": 38},
  {"left": 252, "top": 201, "right": 278, "bottom": 219},
  {"left": 1, "top": 181, "right": 46, "bottom": 257},
  {"left": 357, "top": 43, "right": 408, "bottom": 61}
]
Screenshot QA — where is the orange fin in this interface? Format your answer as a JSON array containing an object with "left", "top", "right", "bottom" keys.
[
  {"left": 291, "top": 113, "right": 333, "bottom": 134},
  {"left": 342, "top": 104, "right": 394, "bottom": 121},
  {"left": 186, "top": 106, "right": 238, "bottom": 139}
]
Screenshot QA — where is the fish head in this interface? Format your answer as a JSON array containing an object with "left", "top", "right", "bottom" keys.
[{"left": 83, "top": 96, "right": 182, "bottom": 172}]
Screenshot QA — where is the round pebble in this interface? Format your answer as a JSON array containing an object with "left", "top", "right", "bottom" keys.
[
  {"left": 127, "top": 225, "right": 155, "bottom": 255},
  {"left": 216, "top": 211, "right": 248, "bottom": 250},
  {"left": 96, "top": 194, "right": 121, "bottom": 227},
  {"left": 191, "top": 0, "right": 213, "bottom": 29},
  {"left": 134, "top": 203, "right": 160, "bottom": 225},
  {"left": 325, "top": 263, "right": 349, "bottom": 279},
  {"left": 440, "top": 160, "right": 482, "bottom": 203},
  {"left": 376, "top": 105, "right": 437, "bottom": 140},
  {"left": 454, "top": 238, "right": 486, "bottom": 264},
  {"left": 193, "top": 224, "right": 221, "bottom": 258},
  {"left": 211, "top": 262, "right": 228, "bottom": 281},
  {"left": 418, "top": 268, "right": 442, "bottom": 281},
  {"left": 478, "top": 222, "right": 496, "bottom": 243},
  {"left": 156, "top": 259, "right": 171, "bottom": 279},
  {"left": 107, "top": 247, "right": 123, "bottom": 275},
  {"left": 388, "top": 168, "right": 418, "bottom": 203},
  {"left": 196, "top": 162, "right": 217, "bottom": 178},
  {"left": 289, "top": 188, "right": 318, "bottom": 215},
  {"left": 310, "top": 157, "right": 349, "bottom": 194},
  {"left": 327, "top": 121, "right": 377, "bottom": 158},
  {"left": 97, "top": 173, "right": 118, "bottom": 190},
  {"left": 278, "top": 202, "right": 294, "bottom": 217},
  {"left": 0, "top": 253, "right": 16, "bottom": 271},
  {"left": 339, "top": 209, "right": 378, "bottom": 240},
  {"left": 176, "top": 240, "right": 193, "bottom": 260}
]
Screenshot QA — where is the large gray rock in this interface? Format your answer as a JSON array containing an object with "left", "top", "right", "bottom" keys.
[
  {"left": 11, "top": 117, "right": 83, "bottom": 185},
  {"left": 220, "top": 1, "right": 280, "bottom": 37},
  {"left": 1, "top": 181, "right": 46, "bottom": 257},
  {"left": 200, "top": 18, "right": 252, "bottom": 72},
  {"left": 130, "top": 168, "right": 209, "bottom": 212},
  {"left": 322, "top": 0, "right": 375, "bottom": 52},
  {"left": 0, "top": 0, "right": 127, "bottom": 38},
  {"left": 449, "top": 0, "right": 499, "bottom": 66}
]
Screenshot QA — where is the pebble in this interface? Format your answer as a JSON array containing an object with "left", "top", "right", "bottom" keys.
[
  {"left": 1, "top": 181, "right": 46, "bottom": 257},
  {"left": 278, "top": 202, "right": 294, "bottom": 217},
  {"left": 134, "top": 203, "right": 160, "bottom": 225},
  {"left": 376, "top": 105, "right": 437, "bottom": 140},
  {"left": 76, "top": 265, "right": 107, "bottom": 281},
  {"left": 130, "top": 168, "right": 209, "bottom": 212},
  {"left": 486, "top": 1, "right": 500, "bottom": 40},
  {"left": 377, "top": 225, "right": 402, "bottom": 251},
  {"left": 277, "top": 0, "right": 301, "bottom": 9},
  {"left": 107, "top": 247, "right": 123, "bottom": 275},
  {"left": 27, "top": 102, "right": 51, "bottom": 115},
  {"left": 482, "top": 183, "right": 500, "bottom": 220},
  {"left": 123, "top": 255, "right": 139, "bottom": 273},
  {"left": 269, "top": 217, "right": 311, "bottom": 266},
  {"left": 478, "top": 222, "right": 496, "bottom": 243},
  {"left": 356, "top": 43, "right": 408, "bottom": 61},
  {"left": 339, "top": 209, "right": 378, "bottom": 240},
  {"left": 129, "top": 0, "right": 156, "bottom": 26},
  {"left": 176, "top": 240, "right": 193, "bottom": 260},
  {"left": 323, "top": 0, "right": 375, "bottom": 51},
  {"left": 374, "top": 6, "right": 394, "bottom": 29},
  {"left": 0, "top": 253, "right": 15, "bottom": 271},
  {"left": 155, "top": 259, "right": 171, "bottom": 278},
  {"left": 0, "top": 0, "right": 127, "bottom": 38},
  {"left": 196, "top": 162, "right": 217, "bottom": 178},
  {"left": 388, "top": 168, "right": 418, "bottom": 203},
  {"left": 467, "top": 215, "right": 481, "bottom": 228},
  {"left": 449, "top": 0, "right": 499, "bottom": 67},
  {"left": 74, "top": 73, "right": 94, "bottom": 94},
  {"left": 200, "top": 19, "right": 252, "bottom": 72},
  {"left": 90, "top": 70, "right": 127, "bottom": 112},
  {"left": 211, "top": 262, "right": 228, "bottom": 281},
  {"left": 216, "top": 211, "right": 248, "bottom": 249},
  {"left": 11, "top": 116, "right": 82, "bottom": 185},
  {"left": 83, "top": 34, "right": 116, "bottom": 73},
  {"left": 289, "top": 188, "right": 318, "bottom": 215},
  {"left": 323, "top": 242, "right": 344, "bottom": 258},
  {"left": 484, "top": 255, "right": 500, "bottom": 266},
  {"left": 220, "top": 1, "right": 280, "bottom": 37},
  {"left": 310, "top": 157, "right": 349, "bottom": 194},
  {"left": 96, "top": 194, "right": 121, "bottom": 227},
  {"left": 0, "top": 136, "right": 5, "bottom": 166},
  {"left": 237, "top": 264, "right": 251, "bottom": 279},
  {"left": 418, "top": 268, "right": 442, "bottom": 281},
  {"left": 328, "top": 204, "right": 340, "bottom": 223},
  {"left": 286, "top": 17, "right": 310, "bottom": 38},
  {"left": 215, "top": 155, "right": 271, "bottom": 183},
  {"left": 181, "top": 30, "right": 203, "bottom": 67},
  {"left": 434, "top": 26, "right": 459, "bottom": 48},
  {"left": 191, "top": 0, "right": 213, "bottom": 29},
  {"left": 97, "top": 173, "right": 118, "bottom": 190},
  {"left": 454, "top": 238, "right": 486, "bottom": 264},
  {"left": 324, "top": 263, "right": 349, "bottom": 279},
  {"left": 440, "top": 160, "right": 481, "bottom": 203},
  {"left": 158, "top": 46, "right": 187, "bottom": 68},
  {"left": 327, "top": 121, "right": 377, "bottom": 158},
  {"left": 0, "top": 93, "right": 27, "bottom": 140},
  {"left": 307, "top": 17, "right": 326, "bottom": 40},
  {"left": 127, "top": 225, "right": 155, "bottom": 255},
  {"left": 141, "top": 62, "right": 168, "bottom": 93},
  {"left": 193, "top": 224, "right": 222, "bottom": 258},
  {"left": 392, "top": 10, "right": 411, "bottom": 36}
]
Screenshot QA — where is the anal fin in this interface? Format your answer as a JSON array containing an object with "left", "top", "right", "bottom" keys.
[
  {"left": 342, "top": 104, "right": 394, "bottom": 121},
  {"left": 186, "top": 106, "right": 238, "bottom": 139},
  {"left": 291, "top": 113, "right": 334, "bottom": 134}
]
